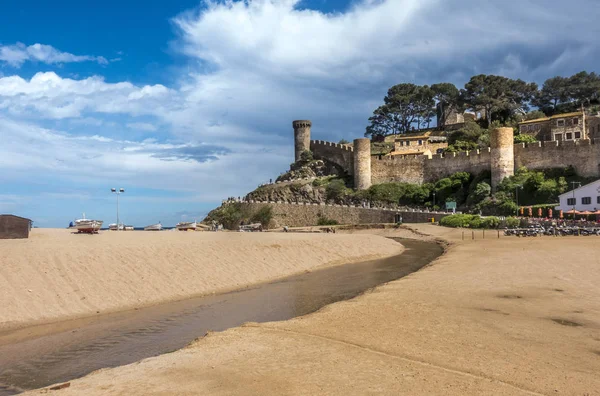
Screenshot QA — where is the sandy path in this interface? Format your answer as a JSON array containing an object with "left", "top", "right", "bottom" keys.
[
  {"left": 0, "top": 229, "right": 403, "bottom": 332},
  {"left": 25, "top": 226, "right": 600, "bottom": 395}
]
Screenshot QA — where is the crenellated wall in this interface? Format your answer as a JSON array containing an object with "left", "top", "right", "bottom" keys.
[
  {"left": 310, "top": 140, "right": 354, "bottom": 175},
  {"left": 308, "top": 138, "right": 600, "bottom": 187},
  {"left": 425, "top": 148, "right": 492, "bottom": 181},
  {"left": 514, "top": 139, "right": 600, "bottom": 177}
]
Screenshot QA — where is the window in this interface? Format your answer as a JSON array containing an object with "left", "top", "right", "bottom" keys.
[
  {"left": 582, "top": 197, "right": 592, "bottom": 205},
  {"left": 567, "top": 198, "right": 576, "bottom": 206},
  {"left": 535, "top": 124, "right": 541, "bottom": 130},
  {"left": 418, "top": 139, "right": 423, "bottom": 145},
  {"left": 566, "top": 132, "right": 573, "bottom": 140},
  {"left": 597, "top": 196, "right": 600, "bottom": 204},
  {"left": 572, "top": 118, "right": 579, "bottom": 125},
  {"left": 575, "top": 131, "right": 581, "bottom": 139},
  {"left": 557, "top": 119, "right": 565, "bottom": 127},
  {"left": 406, "top": 141, "right": 411, "bottom": 146}
]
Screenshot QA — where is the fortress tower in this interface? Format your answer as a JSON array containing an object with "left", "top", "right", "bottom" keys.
[
  {"left": 293, "top": 120, "right": 312, "bottom": 162},
  {"left": 490, "top": 127, "right": 514, "bottom": 191},
  {"left": 353, "top": 138, "right": 372, "bottom": 190}
]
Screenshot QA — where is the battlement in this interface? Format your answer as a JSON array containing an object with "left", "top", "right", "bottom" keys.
[
  {"left": 373, "top": 155, "right": 426, "bottom": 163},
  {"left": 310, "top": 140, "right": 354, "bottom": 152},
  {"left": 429, "top": 147, "right": 492, "bottom": 162},
  {"left": 514, "top": 139, "right": 594, "bottom": 151}
]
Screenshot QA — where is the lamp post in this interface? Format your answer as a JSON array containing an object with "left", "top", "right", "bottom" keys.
[
  {"left": 432, "top": 192, "right": 436, "bottom": 211},
  {"left": 515, "top": 185, "right": 522, "bottom": 216},
  {"left": 111, "top": 188, "right": 125, "bottom": 229},
  {"left": 571, "top": 181, "right": 581, "bottom": 219}
]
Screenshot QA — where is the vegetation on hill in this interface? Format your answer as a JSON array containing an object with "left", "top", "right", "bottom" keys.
[
  {"left": 203, "top": 203, "right": 273, "bottom": 230},
  {"left": 245, "top": 165, "right": 590, "bottom": 218},
  {"left": 365, "top": 71, "right": 600, "bottom": 140}
]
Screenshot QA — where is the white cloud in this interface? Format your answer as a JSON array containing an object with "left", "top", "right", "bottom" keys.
[
  {"left": 0, "top": 43, "right": 109, "bottom": 67},
  {"left": 1, "top": 0, "right": 600, "bottom": 218},
  {"left": 0, "top": 72, "right": 176, "bottom": 119},
  {"left": 126, "top": 122, "right": 158, "bottom": 132}
]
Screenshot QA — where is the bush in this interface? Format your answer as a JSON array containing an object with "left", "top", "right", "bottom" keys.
[
  {"left": 326, "top": 179, "right": 350, "bottom": 201},
  {"left": 250, "top": 205, "right": 273, "bottom": 228},
  {"left": 338, "top": 139, "right": 350, "bottom": 144},
  {"left": 514, "top": 134, "right": 537, "bottom": 144},
  {"left": 440, "top": 214, "right": 478, "bottom": 228},
  {"left": 300, "top": 150, "right": 313, "bottom": 161},
  {"left": 317, "top": 215, "right": 339, "bottom": 226},
  {"left": 440, "top": 214, "right": 500, "bottom": 229},
  {"left": 505, "top": 217, "right": 520, "bottom": 228}
]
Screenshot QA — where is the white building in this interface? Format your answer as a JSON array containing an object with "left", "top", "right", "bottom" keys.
[{"left": 555, "top": 179, "right": 600, "bottom": 212}]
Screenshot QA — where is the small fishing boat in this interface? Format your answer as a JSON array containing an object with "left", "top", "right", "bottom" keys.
[
  {"left": 176, "top": 221, "right": 197, "bottom": 231},
  {"left": 124, "top": 225, "right": 134, "bottom": 231},
  {"left": 144, "top": 222, "right": 162, "bottom": 231},
  {"left": 74, "top": 213, "right": 103, "bottom": 234},
  {"left": 108, "top": 223, "right": 124, "bottom": 231}
]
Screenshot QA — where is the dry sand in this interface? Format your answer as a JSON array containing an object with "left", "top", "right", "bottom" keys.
[
  {"left": 23, "top": 225, "right": 600, "bottom": 396},
  {"left": 0, "top": 228, "right": 403, "bottom": 332}
]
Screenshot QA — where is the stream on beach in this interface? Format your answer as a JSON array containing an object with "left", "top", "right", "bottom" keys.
[{"left": 0, "top": 238, "right": 442, "bottom": 395}]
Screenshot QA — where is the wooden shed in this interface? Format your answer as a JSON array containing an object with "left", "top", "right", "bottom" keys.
[{"left": 0, "top": 215, "right": 33, "bottom": 239}]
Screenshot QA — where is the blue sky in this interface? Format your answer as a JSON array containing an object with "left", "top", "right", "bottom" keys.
[{"left": 1, "top": 0, "right": 599, "bottom": 227}]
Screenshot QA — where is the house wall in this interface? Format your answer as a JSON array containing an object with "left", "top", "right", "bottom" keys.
[
  {"left": 0, "top": 215, "right": 31, "bottom": 239},
  {"left": 555, "top": 181, "right": 600, "bottom": 212}
]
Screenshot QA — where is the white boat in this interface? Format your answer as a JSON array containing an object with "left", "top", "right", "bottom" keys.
[
  {"left": 176, "top": 221, "right": 197, "bottom": 231},
  {"left": 75, "top": 213, "right": 103, "bottom": 234},
  {"left": 108, "top": 223, "right": 124, "bottom": 231},
  {"left": 124, "top": 225, "right": 134, "bottom": 231},
  {"left": 144, "top": 222, "right": 162, "bottom": 231}
]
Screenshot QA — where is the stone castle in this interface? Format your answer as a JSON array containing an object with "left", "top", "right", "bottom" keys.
[{"left": 292, "top": 118, "right": 600, "bottom": 191}]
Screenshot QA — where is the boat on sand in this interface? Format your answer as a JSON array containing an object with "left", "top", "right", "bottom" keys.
[
  {"left": 144, "top": 223, "right": 162, "bottom": 231},
  {"left": 74, "top": 214, "right": 103, "bottom": 234},
  {"left": 176, "top": 221, "right": 197, "bottom": 231}
]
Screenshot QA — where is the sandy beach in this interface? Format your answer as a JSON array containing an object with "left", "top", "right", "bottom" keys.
[
  {"left": 20, "top": 225, "right": 600, "bottom": 395},
  {"left": 0, "top": 229, "right": 403, "bottom": 332}
]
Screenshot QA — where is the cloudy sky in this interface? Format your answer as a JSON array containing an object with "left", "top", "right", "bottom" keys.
[{"left": 1, "top": 0, "right": 599, "bottom": 227}]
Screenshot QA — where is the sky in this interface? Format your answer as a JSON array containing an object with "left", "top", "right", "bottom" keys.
[{"left": 1, "top": 0, "right": 599, "bottom": 227}]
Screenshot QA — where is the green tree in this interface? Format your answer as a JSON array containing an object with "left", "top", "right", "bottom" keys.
[
  {"left": 532, "top": 76, "right": 569, "bottom": 113},
  {"left": 514, "top": 134, "right": 537, "bottom": 144},
  {"left": 462, "top": 75, "right": 537, "bottom": 127},
  {"left": 431, "top": 82, "right": 461, "bottom": 129},
  {"left": 523, "top": 110, "right": 547, "bottom": 121},
  {"left": 365, "top": 105, "right": 403, "bottom": 139},
  {"left": 338, "top": 139, "right": 350, "bottom": 144},
  {"left": 568, "top": 71, "right": 600, "bottom": 107}
]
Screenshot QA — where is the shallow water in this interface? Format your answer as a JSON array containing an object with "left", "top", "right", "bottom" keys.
[{"left": 0, "top": 238, "right": 442, "bottom": 394}]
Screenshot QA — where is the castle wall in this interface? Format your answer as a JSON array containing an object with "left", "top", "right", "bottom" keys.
[
  {"left": 372, "top": 156, "right": 427, "bottom": 184},
  {"left": 310, "top": 140, "right": 354, "bottom": 175},
  {"left": 293, "top": 120, "right": 312, "bottom": 162},
  {"left": 490, "top": 127, "right": 514, "bottom": 190},
  {"left": 514, "top": 140, "right": 600, "bottom": 177},
  {"left": 425, "top": 149, "right": 492, "bottom": 181},
  {"left": 353, "top": 138, "right": 372, "bottom": 189},
  {"left": 242, "top": 202, "right": 398, "bottom": 228}
]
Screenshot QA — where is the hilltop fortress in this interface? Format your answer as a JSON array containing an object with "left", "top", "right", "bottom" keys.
[{"left": 292, "top": 119, "right": 600, "bottom": 191}]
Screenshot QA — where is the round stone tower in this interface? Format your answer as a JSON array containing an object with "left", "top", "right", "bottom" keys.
[
  {"left": 353, "top": 138, "right": 372, "bottom": 190},
  {"left": 490, "top": 127, "right": 514, "bottom": 191},
  {"left": 292, "top": 120, "right": 312, "bottom": 162}
]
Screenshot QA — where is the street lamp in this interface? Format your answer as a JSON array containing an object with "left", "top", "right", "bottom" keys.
[
  {"left": 515, "top": 185, "right": 522, "bottom": 216},
  {"left": 432, "top": 192, "right": 436, "bottom": 211},
  {"left": 111, "top": 188, "right": 125, "bottom": 230}
]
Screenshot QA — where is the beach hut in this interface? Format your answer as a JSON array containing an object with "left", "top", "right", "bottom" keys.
[{"left": 0, "top": 214, "right": 33, "bottom": 239}]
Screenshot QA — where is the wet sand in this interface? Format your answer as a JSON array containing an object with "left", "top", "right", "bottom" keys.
[
  {"left": 0, "top": 239, "right": 441, "bottom": 394},
  {"left": 22, "top": 225, "right": 600, "bottom": 395},
  {"left": 0, "top": 229, "right": 403, "bottom": 332}
]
